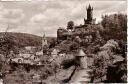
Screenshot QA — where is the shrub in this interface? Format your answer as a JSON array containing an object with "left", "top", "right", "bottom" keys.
[{"left": 61, "top": 59, "right": 75, "bottom": 69}]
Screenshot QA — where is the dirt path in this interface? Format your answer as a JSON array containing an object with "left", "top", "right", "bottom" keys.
[{"left": 69, "top": 68, "right": 92, "bottom": 83}]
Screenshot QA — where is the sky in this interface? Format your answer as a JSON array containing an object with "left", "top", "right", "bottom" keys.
[{"left": 0, "top": 0, "right": 127, "bottom": 37}]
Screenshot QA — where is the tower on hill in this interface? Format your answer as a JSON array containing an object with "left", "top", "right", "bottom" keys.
[
  {"left": 84, "top": 4, "right": 95, "bottom": 24},
  {"left": 87, "top": 4, "right": 93, "bottom": 22}
]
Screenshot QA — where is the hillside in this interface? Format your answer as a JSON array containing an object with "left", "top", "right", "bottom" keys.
[{"left": 0, "top": 32, "right": 56, "bottom": 50}]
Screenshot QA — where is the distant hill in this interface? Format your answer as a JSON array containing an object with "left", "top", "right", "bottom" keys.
[{"left": 0, "top": 32, "right": 56, "bottom": 48}]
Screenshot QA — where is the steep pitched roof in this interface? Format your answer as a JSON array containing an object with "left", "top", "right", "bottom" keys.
[{"left": 77, "top": 49, "right": 86, "bottom": 57}]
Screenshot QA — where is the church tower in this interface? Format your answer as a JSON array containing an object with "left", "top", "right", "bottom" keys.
[
  {"left": 84, "top": 4, "right": 93, "bottom": 24},
  {"left": 42, "top": 33, "right": 47, "bottom": 48}
]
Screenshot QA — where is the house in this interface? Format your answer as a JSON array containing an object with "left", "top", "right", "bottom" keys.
[
  {"left": 35, "top": 51, "right": 43, "bottom": 56},
  {"left": 25, "top": 46, "right": 36, "bottom": 51},
  {"left": 19, "top": 53, "right": 31, "bottom": 59},
  {"left": 51, "top": 48, "right": 59, "bottom": 57},
  {"left": 30, "top": 55, "right": 40, "bottom": 62},
  {"left": 7, "top": 50, "right": 16, "bottom": 59},
  {"left": 32, "top": 74, "right": 42, "bottom": 84},
  {"left": 11, "top": 57, "right": 24, "bottom": 63},
  {"left": 59, "top": 53, "right": 66, "bottom": 57},
  {"left": 10, "top": 51, "right": 41, "bottom": 65},
  {"left": 23, "top": 59, "right": 33, "bottom": 65}
]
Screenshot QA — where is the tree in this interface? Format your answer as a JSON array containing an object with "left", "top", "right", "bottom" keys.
[
  {"left": 49, "top": 38, "right": 56, "bottom": 48},
  {"left": 70, "top": 42, "right": 79, "bottom": 51},
  {"left": 67, "top": 21, "right": 74, "bottom": 30},
  {"left": 101, "top": 13, "right": 127, "bottom": 41}
]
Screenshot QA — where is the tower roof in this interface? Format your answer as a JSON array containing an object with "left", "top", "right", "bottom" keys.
[
  {"left": 88, "top": 4, "right": 91, "bottom": 9},
  {"left": 87, "top": 4, "right": 93, "bottom": 10},
  {"left": 76, "top": 48, "right": 86, "bottom": 57}
]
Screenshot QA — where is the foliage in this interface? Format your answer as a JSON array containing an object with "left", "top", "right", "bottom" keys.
[
  {"left": 70, "top": 41, "right": 79, "bottom": 51},
  {"left": 61, "top": 59, "right": 75, "bottom": 69},
  {"left": 92, "top": 53, "right": 107, "bottom": 79},
  {"left": 39, "top": 64, "right": 56, "bottom": 79},
  {"left": 106, "top": 60, "right": 127, "bottom": 83},
  {"left": 101, "top": 14, "right": 127, "bottom": 41},
  {"left": 92, "top": 39, "right": 126, "bottom": 82},
  {"left": 57, "top": 40, "right": 73, "bottom": 52},
  {"left": 67, "top": 21, "right": 74, "bottom": 30},
  {"left": 49, "top": 38, "right": 57, "bottom": 48},
  {"left": 0, "top": 32, "right": 56, "bottom": 55},
  {"left": 91, "top": 14, "right": 127, "bottom": 82}
]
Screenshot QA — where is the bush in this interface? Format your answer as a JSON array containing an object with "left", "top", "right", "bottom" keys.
[
  {"left": 61, "top": 59, "right": 75, "bottom": 69},
  {"left": 106, "top": 60, "right": 127, "bottom": 83}
]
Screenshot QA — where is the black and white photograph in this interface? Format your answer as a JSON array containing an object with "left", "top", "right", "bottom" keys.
[{"left": 0, "top": 0, "right": 127, "bottom": 83}]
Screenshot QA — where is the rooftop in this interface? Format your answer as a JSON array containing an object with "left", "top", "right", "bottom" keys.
[{"left": 76, "top": 48, "right": 86, "bottom": 57}]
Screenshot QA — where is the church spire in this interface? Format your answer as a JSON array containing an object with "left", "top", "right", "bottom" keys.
[
  {"left": 42, "top": 33, "right": 47, "bottom": 48},
  {"left": 43, "top": 33, "right": 46, "bottom": 39},
  {"left": 87, "top": 4, "right": 93, "bottom": 10},
  {"left": 88, "top": 4, "right": 91, "bottom": 9}
]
